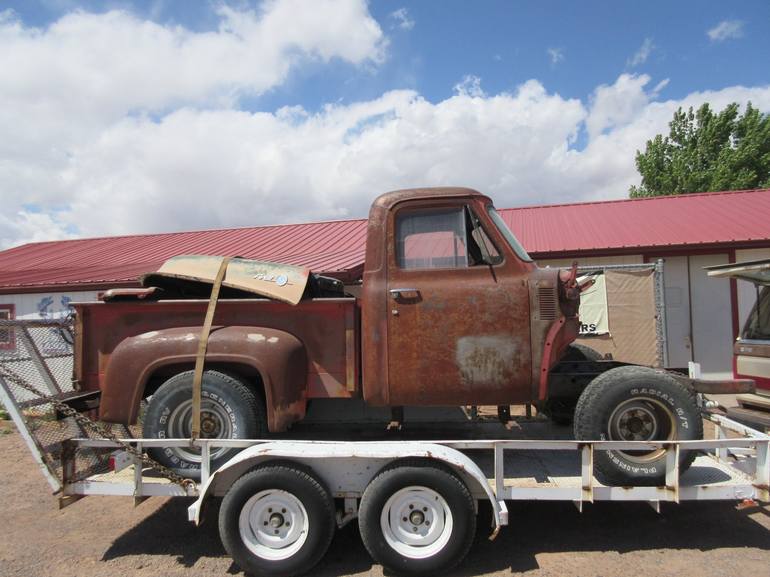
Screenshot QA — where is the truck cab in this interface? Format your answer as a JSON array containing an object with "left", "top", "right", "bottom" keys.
[{"left": 361, "top": 187, "right": 578, "bottom": 408}]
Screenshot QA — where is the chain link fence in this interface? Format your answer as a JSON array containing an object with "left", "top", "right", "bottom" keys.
[{"left": 0, "top": 319, "right": 135, "bottom": 489}]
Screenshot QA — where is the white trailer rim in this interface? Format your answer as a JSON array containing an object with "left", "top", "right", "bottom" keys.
[
  {"left": 380, "top": 486, "right": 453, "bottom": 559},
  {"left": 238, "top": 489, "right": 309, "bottom": 561}
]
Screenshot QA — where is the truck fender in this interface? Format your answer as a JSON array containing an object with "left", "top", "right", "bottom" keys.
[
  {"left": 99, "top": 325, "right": 307, "bottom": 432},
  {"left": 188, "top": 441, "right": 507, "bottom": 534}
]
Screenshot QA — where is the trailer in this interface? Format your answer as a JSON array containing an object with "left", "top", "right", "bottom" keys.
[{"left": 1, "top": 318, "right": 768, "bottom": 576}]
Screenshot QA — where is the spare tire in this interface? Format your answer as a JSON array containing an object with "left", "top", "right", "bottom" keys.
[
  {"left": 573, "top": 366, "right": 703, "bottom": 486},
  {"left": 143, "top": 370, "right": 265, "bottom": 479}
]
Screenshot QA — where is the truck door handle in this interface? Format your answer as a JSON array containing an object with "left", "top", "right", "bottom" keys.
[{"left": 389, "top": 288, "right": 420, "bottom": 299}]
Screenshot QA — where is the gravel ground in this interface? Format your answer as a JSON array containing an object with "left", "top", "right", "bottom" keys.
[{"left": 1, "top": 424, "right": 769, "bottom": 577}]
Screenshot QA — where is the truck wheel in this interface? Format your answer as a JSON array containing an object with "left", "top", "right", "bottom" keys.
[
  {"left": 573, "top": 366, "right": 703, "bottom": 486},
  {"left": 358, "top": 461, "right": 476, "bottom": 575},
  {"left": 142, "top": 370, "right": 265, "bottom": 479},
  {"left": 219, "top": 464, "right": 335, "bottom": 577}
]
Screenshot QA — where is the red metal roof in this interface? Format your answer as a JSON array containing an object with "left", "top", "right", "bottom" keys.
[
  {"left": 1, "top": 188, "right": 769, "bottom": 293},
  {"left": 502, "top": 188, "right": 770, "bottom": 256}
]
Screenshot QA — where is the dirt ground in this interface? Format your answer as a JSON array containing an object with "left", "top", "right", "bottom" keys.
[{"left": 1, "top": 425, "right": 769, "bottom": 577}]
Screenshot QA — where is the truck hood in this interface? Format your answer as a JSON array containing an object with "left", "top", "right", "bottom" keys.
[{"left": 141, "top": 255, "right": 311, "bottom": 305}]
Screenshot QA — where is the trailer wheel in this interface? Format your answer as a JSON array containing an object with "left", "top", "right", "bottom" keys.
[
  {"left": 143, "top": 370, "right": 265, "bottom": 479},
  {"left": 219, "top": 464, "right": 335, "bottom": 577},
  {"left": 573, "top": 366, "right": 703, "bottom": 486},
  {"left": 359, "top": 461, "right": 476, "bottom": 575}
]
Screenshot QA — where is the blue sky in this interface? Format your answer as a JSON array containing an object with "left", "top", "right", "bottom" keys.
[{"left": 1, "top": 1, "right": 769, "bottom": 247}]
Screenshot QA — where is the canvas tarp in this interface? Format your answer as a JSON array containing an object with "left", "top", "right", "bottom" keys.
[{"left": 576, "top": 268, "right": 658, "bottom": 367}]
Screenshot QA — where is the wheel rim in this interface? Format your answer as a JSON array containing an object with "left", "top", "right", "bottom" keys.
[
  {"left": 607, "top": 397, "right": 676, "bottom": 463},
  {"left": 166, "top": 398, "right": 233, "bottom": 462},
  {"left": 380, "top": 486, "right": 453, "bottom": 559},
  {"left": 238, "top": 489, "right": 310, "bottom": 561}
]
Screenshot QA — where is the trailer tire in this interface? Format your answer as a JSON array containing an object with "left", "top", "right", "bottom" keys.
[
  {"left": 573, "top": 366, "right": 703, "bottom": 486},
  {"left": 142, "top": 370, "right": 265, "bottom": 479},
  {"left": 359, "top": 460, "right": 476, "bottom": 575},
  {"left": 219, "top": 464, "right": 335, "bottom": 577}
]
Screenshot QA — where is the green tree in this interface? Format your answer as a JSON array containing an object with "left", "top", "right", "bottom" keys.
[{"left": 629, "top": 102, "right": 770, "bottom": 197}]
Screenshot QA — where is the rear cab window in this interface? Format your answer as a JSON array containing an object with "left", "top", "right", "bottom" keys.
[{"left": 395, "top": 206, "right": 501, "bottom": 270}]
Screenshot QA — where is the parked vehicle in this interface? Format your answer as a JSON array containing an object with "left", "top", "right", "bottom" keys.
[
  {"left": 707, "top": 258, "right": 770, "bottom": 430},
  {"left": 71, "top": 188, "right": 754, "bottom": 484}
]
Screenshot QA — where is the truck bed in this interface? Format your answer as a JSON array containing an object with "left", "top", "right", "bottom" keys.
[{"left": 73, "top": 297, "right": 359, "bottom": 400}]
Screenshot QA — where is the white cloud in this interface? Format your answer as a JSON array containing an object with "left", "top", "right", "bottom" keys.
[
  {"left": 0, "top": 0, "right": 386, "bottom": 246},
  {"left": 453, "top": 75, "right": 485, "bottom": 98},
  {"left": 707, "top": 20, "right": 744, "bottom": 42},
  {"left": 2, "top": 7, "right": 770, "bottom": 250},
  {"left": 628, "top": 37, "right": 654, "bottom": 67},
  {"left": 547, "top": 47, "right": 564, "bottom": 65},
  {"left": 390, "top": 7, "right": 414, "bottom": 31}
]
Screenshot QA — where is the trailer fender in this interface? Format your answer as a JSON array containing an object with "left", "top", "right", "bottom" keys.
[
  {"left": 188, "top": 441, "right": 507, "bottom": 533},
  {"left": 99, "top": 325, "right": 308, "bottom": 432}
]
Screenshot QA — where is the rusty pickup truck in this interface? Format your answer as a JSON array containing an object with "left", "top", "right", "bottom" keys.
[{"left": 71, "top": 187, "right": 753, "bottom": 484}]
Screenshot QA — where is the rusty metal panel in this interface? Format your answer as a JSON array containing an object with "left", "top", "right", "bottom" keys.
[
  {"left": 370, "top": 191, "right": 536, "bottom": 406},
  {"left": 72, "top": 297, "right": 357, "bottom": 430}
]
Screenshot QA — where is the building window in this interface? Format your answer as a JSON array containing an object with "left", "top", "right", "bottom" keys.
[{"left": 0, "top": 304, "right": 15, "bottom": 351}]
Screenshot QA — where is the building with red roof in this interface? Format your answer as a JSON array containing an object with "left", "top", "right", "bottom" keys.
[{"left": 1, "top": 188, "right": 769, "bottom": 376}]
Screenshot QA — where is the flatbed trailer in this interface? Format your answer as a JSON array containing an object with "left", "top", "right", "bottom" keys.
[{"left": 1, "top": 319, "right": 768, "bottom": 576}]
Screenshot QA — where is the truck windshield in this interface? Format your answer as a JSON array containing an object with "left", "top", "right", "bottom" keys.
[
  {"left": 486, "top": 205, "right": 533, "bottom": 262},
  {"left": 743, "top": 286, "right": 770, "bottom": 340}
]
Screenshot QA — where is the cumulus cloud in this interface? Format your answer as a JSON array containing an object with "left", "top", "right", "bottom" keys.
[
  {"left": 628, "top": 37, "right": 654, "bottom": 67},
  {"left": 390, "top": 7, "right": 414, "bottom": 31},
  {"left": 1, "top": 0, "right": 386, "bottom": 246},
  {"left": 707, "top": 20, "right": 744, "bottom": 42},
  {"left": 2, "top": 6, "right": 770, "bottom": 250}
]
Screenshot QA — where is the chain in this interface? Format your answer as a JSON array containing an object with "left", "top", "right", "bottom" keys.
[{"left": 0, "top": 364, "right": 196, "bottom": 492}]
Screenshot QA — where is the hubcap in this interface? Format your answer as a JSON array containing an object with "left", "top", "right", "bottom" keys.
[
  {"left": 608, "top": 397, "right": 676, "bottom": 463},
  {"left": 380, "top": 486, "right": 453, "bottom": 559},
  {"left": 165, "top": 398, "right": 233, "bottom": 463},
  {"left": 239, "top": 490, "right": 309, "bottom": 561}
]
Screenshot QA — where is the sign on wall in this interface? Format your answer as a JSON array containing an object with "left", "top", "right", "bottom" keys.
[{"left": 577, "top": 272, "right": 609, "bottom": 335}]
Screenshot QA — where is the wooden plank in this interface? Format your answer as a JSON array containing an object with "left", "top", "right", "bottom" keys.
[
  {"left": 736, "top": 393, "right": 770, "bottom": 411},
  {"left": 726, "top": 406, "right": 770, "bottom": 432}
]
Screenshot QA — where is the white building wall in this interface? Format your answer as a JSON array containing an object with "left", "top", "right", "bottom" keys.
[
  {"left": 0, "top": 290, "right": 100, "bottom": 319},
  {"left": 537, "top": 255, "right": 644, "bottom": 268}
]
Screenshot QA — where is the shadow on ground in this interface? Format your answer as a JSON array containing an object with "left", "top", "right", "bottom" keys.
[{"left": 102, "top": 497, "right": 769, "bottom": 576}]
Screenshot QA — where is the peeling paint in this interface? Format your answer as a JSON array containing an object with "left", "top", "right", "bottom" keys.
[{"left": 456, "top": 335, "right": 520, "bottom": 387}]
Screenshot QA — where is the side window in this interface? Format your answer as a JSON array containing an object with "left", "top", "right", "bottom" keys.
[
  {"left": 0, "top": 304, "right": 15, "bottom": 351},
  {"left": 396, "top": 208, "right": 468, "bottom": 269}
]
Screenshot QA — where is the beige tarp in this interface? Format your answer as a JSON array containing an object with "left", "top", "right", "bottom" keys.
[
  {"left": 576, "top": 269, "right": 658, "bottom": 366},
  {"left": 577, "top": 272, "right": 609, "bottom": 335}
]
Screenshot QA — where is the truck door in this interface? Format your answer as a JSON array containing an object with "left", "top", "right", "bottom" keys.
[{"left": 386, "top": 203, "right": 532, "bottom": 406}]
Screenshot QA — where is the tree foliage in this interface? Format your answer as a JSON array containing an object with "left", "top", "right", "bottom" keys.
[{"left": 629, "top": 102, "right": 770, "bottom": 197}]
